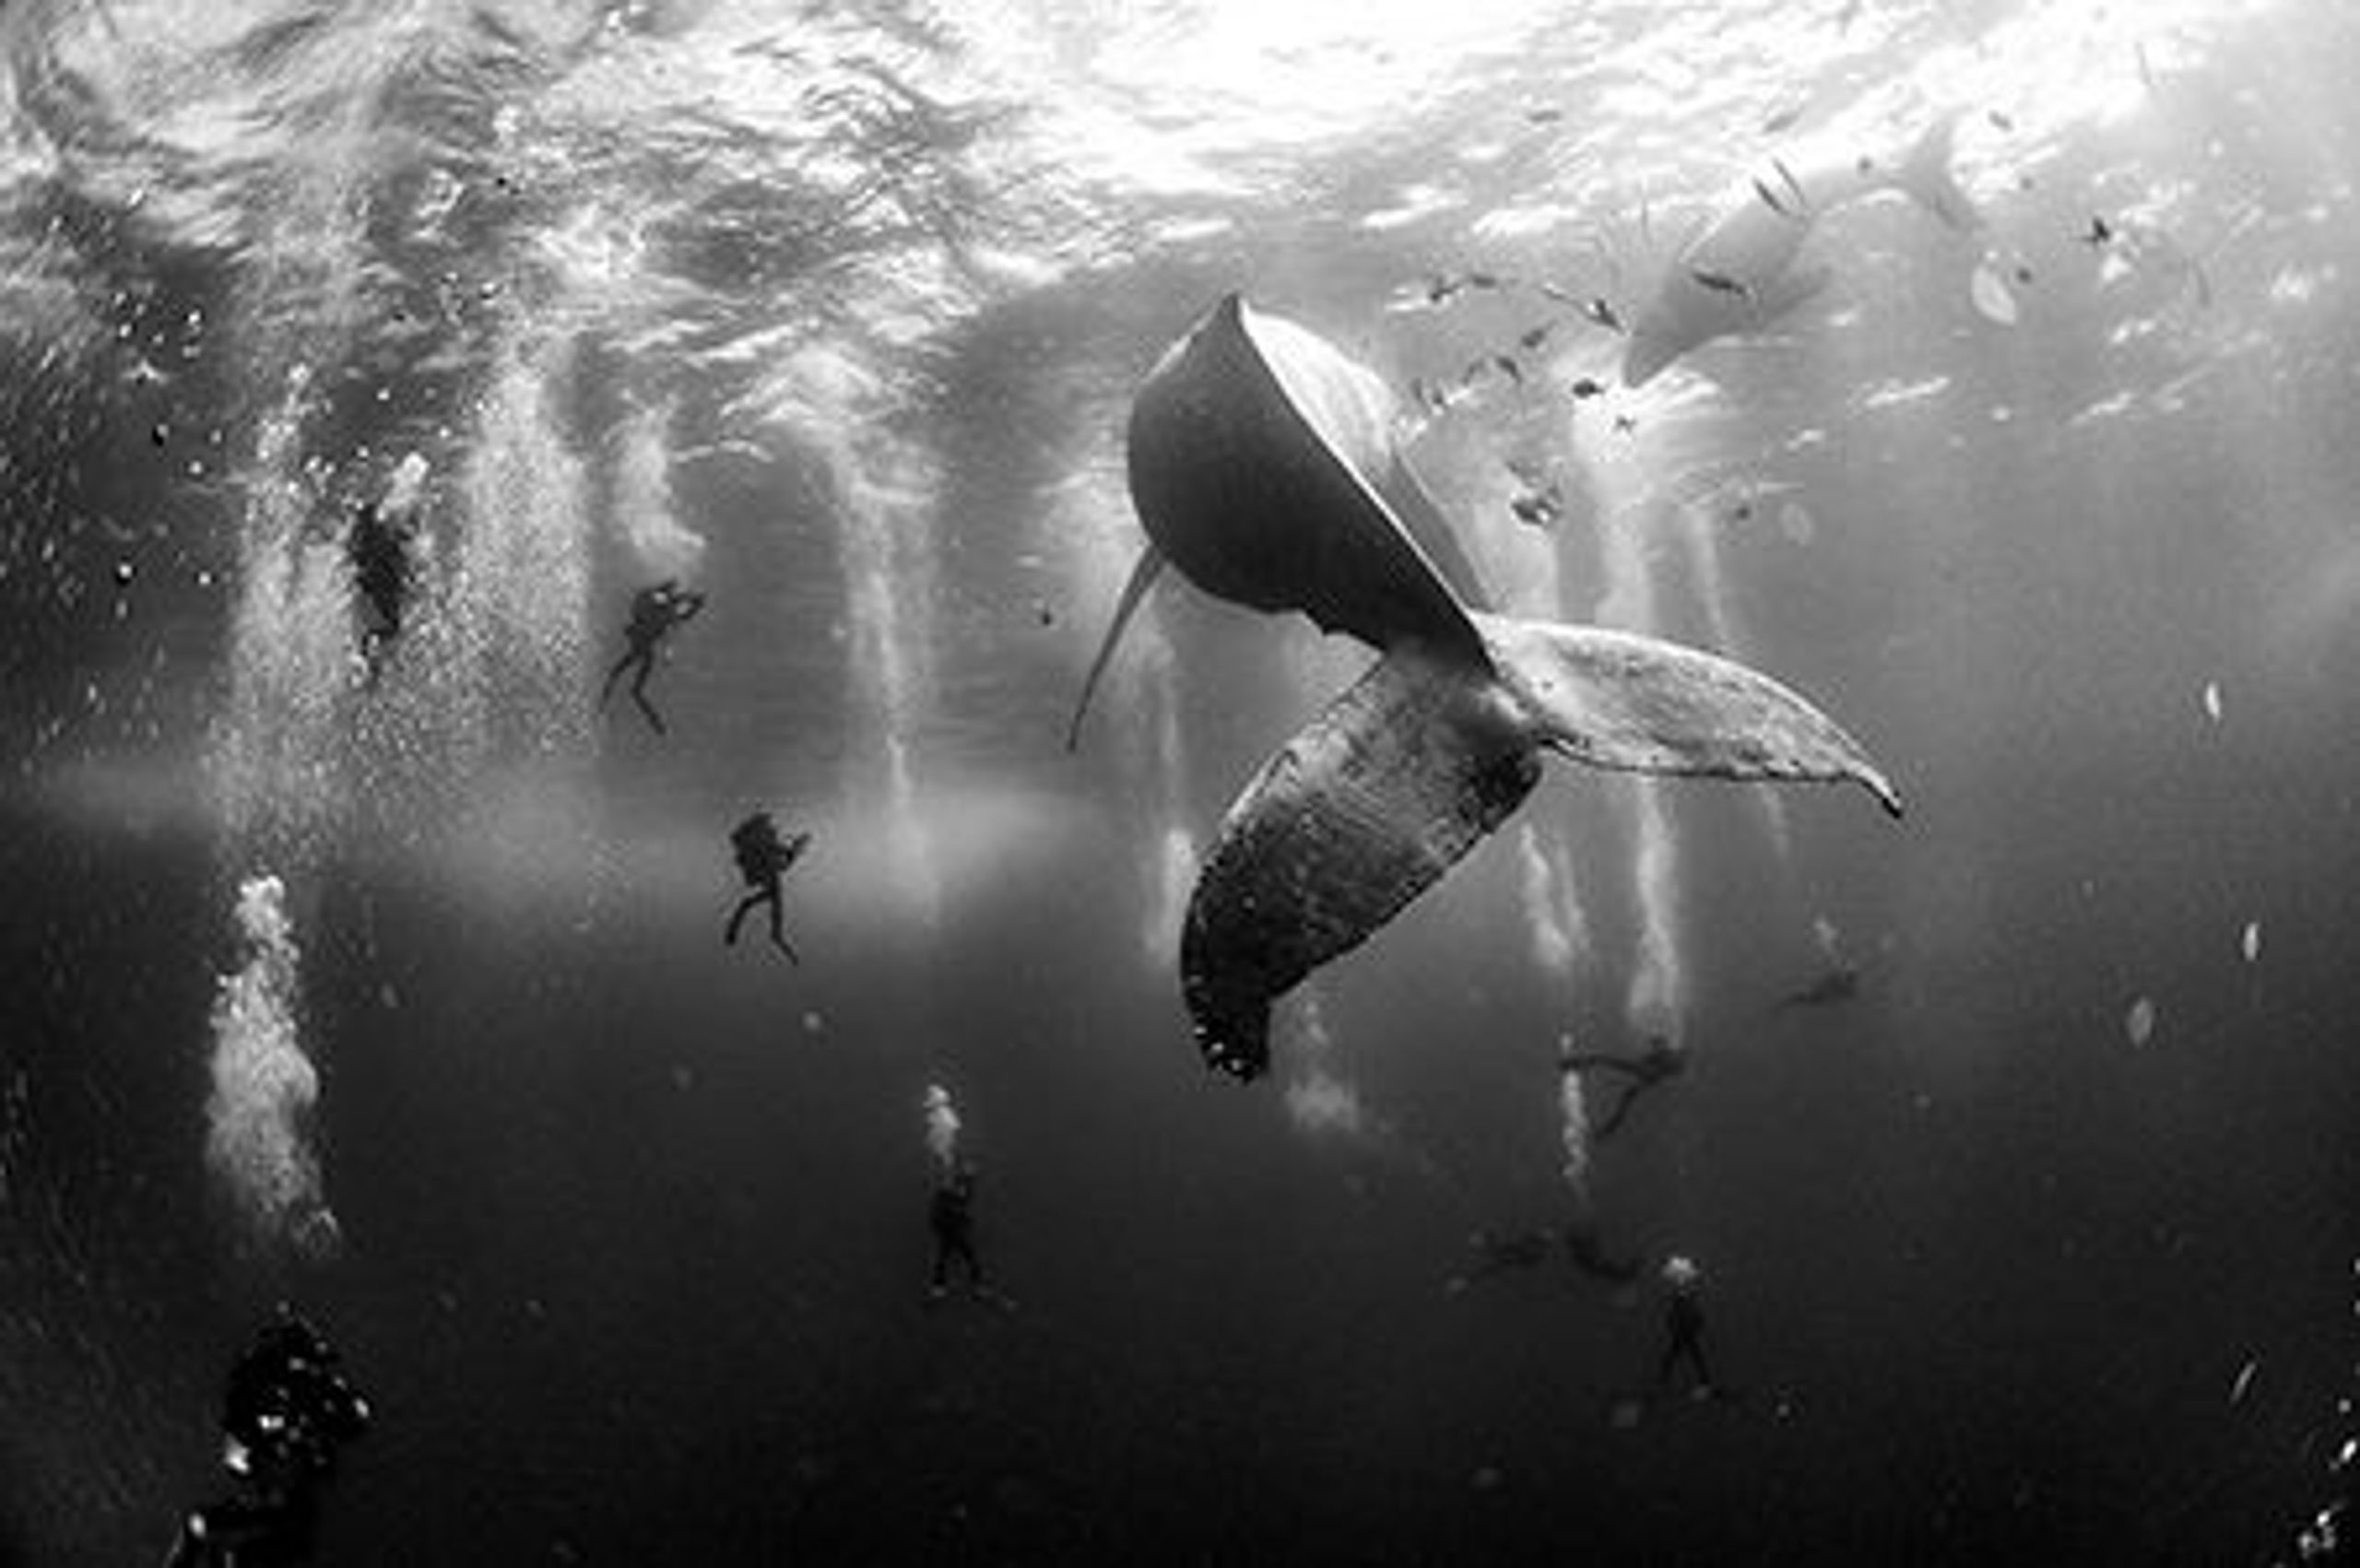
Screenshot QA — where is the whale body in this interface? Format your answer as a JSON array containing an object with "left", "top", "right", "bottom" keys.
[
  {"left": 1622, "top": 113, "right": 1979, "bottom": 388},
  {"left": 1077, "top": 295, "right": 1900, "bottom": 1079}
]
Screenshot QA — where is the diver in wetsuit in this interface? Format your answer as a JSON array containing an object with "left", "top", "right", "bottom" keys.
[
  {"left": 926, "top": 1160, "right": 1012, "bottom": 1308},
  {"left": 599, "top": 579, "right": 707, "bottom": 735},
  {"left": 1656, "top": 1255, "right": 1717, "bottom": 1397},
  {"left": 1776, "top": 964, "right": 1860, "bottom": 1010},
  {"left": 348, "top": 454, "right": 428, "bottom": 688},
  {"left": 348, "top": 502, "right": 409, "bottom": 687},
  {"left": 1559, "top": 1035, "right": 1687, "bottom": 1141},
  {"left": 724, "top": 812, "right": 810, "bottom": 961},
  {"left": 168, "top": 1305, "right": 371, "bottom": 1566}
]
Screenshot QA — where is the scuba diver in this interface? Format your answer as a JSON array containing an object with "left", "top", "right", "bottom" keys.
[
  {"left": 599, "top": 578, "right": 707, "bottom": 735},
  {"left": 926, "top": 1158, "right": 1013, "bottom": 1309},
  {"left": 168, "top": 1305, "right": 371, "bottom": 1566},
  {"left": 1559, "top": 1035, "right": 1688, "bottom": 1141},
  {"left": 347, "top": 453, "right": 429, "bottom": 688},
  {"left": 1656, "top": 1255, "right": 1717, "bottom": 1397},
  {"left": 724, "top": 812, "right": 811, "bottom": 961},
  {"left": 1776, "top": 962, "right": 1860, "bottom": 1011}
]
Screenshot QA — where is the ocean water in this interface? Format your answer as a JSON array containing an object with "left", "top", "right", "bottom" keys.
[{"left": 2, "top": 1, "right": 2358, "bottom": 1562}]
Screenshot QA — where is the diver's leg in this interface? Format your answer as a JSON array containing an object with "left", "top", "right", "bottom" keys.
[
  {"left": 1687, "top": 1336, "right": 1716, "bottom": 1390},
  {"left": 726, "top": 891, "right": 763, "bottom": 945},
  {"left": 765, "top": 890, "right": 799, "bottom": 962},
  {"left": 629, "top": 657, "right": 667, "bottom": 735},
  {"left": 598, "top": 647, "right": 637, "bottom": 709}
]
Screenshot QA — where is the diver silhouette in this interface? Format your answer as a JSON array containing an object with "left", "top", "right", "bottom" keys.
[
  {"left": 1656, "top": 1255, "right": 1717, "bottom": 1396},
  {"left": 1776, "top": 963, "right": 1860, "bottom": 1010},
  {"left": 1559, "top": 1035, "right": 1688, "bottom": 1141},
  {"left": 599, "top": 578, "right": 706, "bottom": 735},
  {"left": 168, "top": 1304, "right": 371, "bottom": 1566},
  {"left": 724, "top": 812, "right": 809, "bottom": 960},
  {"left": 346, "top": 454, "right": 428, "bottom": 688},
  {"left": 927, "top": 1159, "right": 1012, "bottom": 1309},
  {"left": 348, "top": 507, "right": 411, "bottom": 687}
]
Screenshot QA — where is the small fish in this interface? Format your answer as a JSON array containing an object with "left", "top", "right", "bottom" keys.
[
  {"left": 1762, "top": 103, "right": 1804, "bottom": 136},
  {"left": 1492, "top": 354, "right": 1522, "bottom": 385},
  {"left": 1583, "top": 296, "right": 1624, "bottom": 333},
  {"left": 1566, "top": 376, "right": 1606, "bottom": 400},
  {"left": 1465, "top": 271, "right": 1504, "bottom": 290},
  {"left": 2229, "top": 1358, "right": 2259, "bottom": 1405},
  {"left": 2201, "top": 679, "right": 2224, "bottom": 723},
  {"left": 1611, "top": 414, "right": 1638, "bottom": 436},
  {"left": 1509, "top": 492, "right": 1557, "bottom": 529},
  {"left": 1518, "top": 323, "right": 1552, "bottom": 350},
  {"left": 1753, "top": 177, "right": 1796, "bottom": 218},
  {"left": 2081, "top": 216, "right": 2115, "bottom": 248},
  {"left": 1427, "top": 275, "right": 1462, "bottom": 304},
  {"left": 1689, "top": 266, "right": 1753, "bottom": 300},
  {"left": 2240, "top": 920, "right": 2261, "bottom": 964},
  {"left": 1970, "top": 262, "right": 2019, "bottom": 325},
  {"left": 1525, "top": 106, "right": 1564, "bottom": 124},
  {"left": 1987, "top": 109, "right": 2015, "bottom": 132},
  {"left": 1772, "top": 157, "right": 1809, "bottom": 212},
  {"left": 2124, "top": 996, "right": 2157, "bottom": 1047},
  {"left": 1731, "top": 500, "right": 1753, "bottom": 523}
]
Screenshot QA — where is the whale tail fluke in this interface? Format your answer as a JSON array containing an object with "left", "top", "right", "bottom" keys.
[
  {"left": 1474, "top": 613, "right": 1903, "bottom": 816},
  {"left": 1178, "top": 616, "right": 1899, "bottom": 1079},
  {"left": 1894, "top": 110, "right": 1978, "bottom": 233},
  {"left": 1180, "top": 642, "right": 1540, "bottom": 1079}
]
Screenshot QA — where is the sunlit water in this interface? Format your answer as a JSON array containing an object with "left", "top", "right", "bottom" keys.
[{"left": 2, "top": 1, "right": 2357, "bottom": 1562}]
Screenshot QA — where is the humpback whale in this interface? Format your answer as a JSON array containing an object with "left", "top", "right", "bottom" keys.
[
  {"left": 1075, "top": 294, "right": 1899, "bottom": 1079},
  {"left": 1622, "top": 112, "right": 1980, "bottom": 388}
]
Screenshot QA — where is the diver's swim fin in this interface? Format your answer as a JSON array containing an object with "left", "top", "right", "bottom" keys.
[{"left": 1066, "top": 542, "right": 1164, "bottom": 752}]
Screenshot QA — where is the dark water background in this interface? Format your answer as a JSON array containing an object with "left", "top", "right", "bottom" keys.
[{"left": 3, "top": 1, "right": 2358, "bottom": 1562}]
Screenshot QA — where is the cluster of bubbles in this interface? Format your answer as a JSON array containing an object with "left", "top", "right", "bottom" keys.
[{"left": 204, "top": 873, "right": 338, "bottom": 1262}]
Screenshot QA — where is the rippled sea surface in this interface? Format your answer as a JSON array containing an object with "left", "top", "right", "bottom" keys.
[{"left": 2, "top": 2, "right": 2356, "bottom": 1562}]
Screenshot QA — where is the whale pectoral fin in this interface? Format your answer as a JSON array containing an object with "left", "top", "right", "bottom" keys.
[
  {"left": 1180, "top": 644, "right": 1540, "bottom": 1079},
  {"left": 1066, "top": 543, "right": 1165, "bottom": 752},
  {"left": 1475, "top": 612, "right": 1902, "bottom": 816}
]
